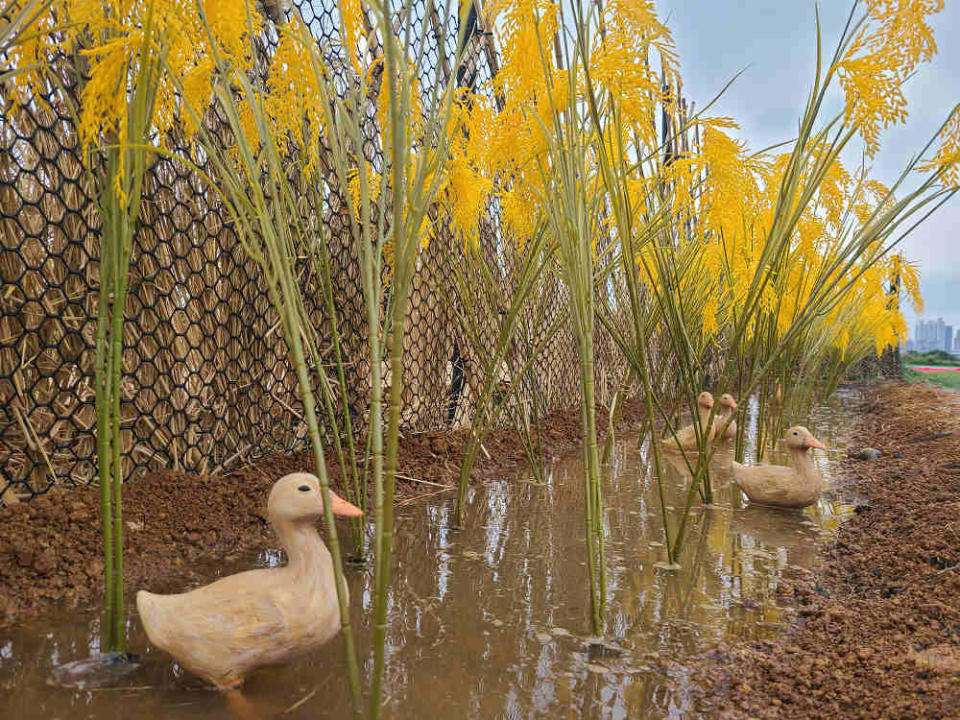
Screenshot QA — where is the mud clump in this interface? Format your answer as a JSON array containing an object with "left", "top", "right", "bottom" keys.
[{"left": 695, "top": 381, "right": 960, "bottom": 720}]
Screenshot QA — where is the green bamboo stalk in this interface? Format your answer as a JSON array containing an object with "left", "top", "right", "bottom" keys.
[
  {"left": 529, "top": 4, "right": 609, "bottom": 632},
  {"left": 365, "top": 2, "right": 471, "bottom": 711},
  {"left": 278, "top": 262, "right": 364, "bottom": 719},
  {"left": 108, "top": 251, "right": 126, "bottom": 649},
  {"left": 168, "top": 7, "right": 369, "bottom": 705},
  {"left": 85, "top": 6, "right": 166, "bottom": 653},
  {"left": 94, "top": 175, "right": 116, "bottom": 652}
]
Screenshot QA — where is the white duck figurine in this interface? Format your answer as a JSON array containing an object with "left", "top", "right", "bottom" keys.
[
  {"left": 664, "top": 391, "right": 715, "bottom": 452},
  {"left": 137, "top": 472, "right": 362, "bottom": 689},
  {"left": 731, "top": 426, "right": 827, "bottom": 508},
  {"left": 714, "top": 393, "right": 738, "bottom": 441}
]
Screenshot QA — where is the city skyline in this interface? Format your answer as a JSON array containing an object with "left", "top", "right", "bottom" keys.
[
  {"left": 904, "top": 317, "right": 958, "bottom": 355},
  {"left": 902, "top": 288, "right": 960, "bottom": 339}
]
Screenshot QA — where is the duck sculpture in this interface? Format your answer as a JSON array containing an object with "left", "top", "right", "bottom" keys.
[
  {"left": 137, "top": 472, "right": 362, "bottom": 690},
  {"left": 714, "top": 393, "right": 738, "bottom": 441},
  {"left": 731, "top": 426, "right": 827, "bottom": 508},
  {"left": 664, "top": 391, "right": 715, "bottom": 452}
]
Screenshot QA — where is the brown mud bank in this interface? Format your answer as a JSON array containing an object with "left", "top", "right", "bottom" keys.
[
  {"left": 0, "top": 400, "right": 643, "bottom": 623},
  {"left": 695, "top": 381, "right": 959, "bottom": 720}
]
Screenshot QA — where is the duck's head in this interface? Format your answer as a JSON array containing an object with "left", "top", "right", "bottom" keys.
[
  {"left": 697, "top": 391, "right": 715, "bottom": 410},
  {"left": 268, "top": 472, "right": 363, "bottom": 523},
  {"left": 719, "top": 393, "right": 738, "bottom": 411},
  {"left": 784, "top": 426, "right": 826, "bottom": 451}
]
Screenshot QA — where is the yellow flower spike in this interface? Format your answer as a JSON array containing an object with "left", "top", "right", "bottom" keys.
[
  {"left": 919, "top": 106, "right": 960, "bottom": 188},
  {"left": 113, "top": 149, "right": 127, "bottom": 205},
  {"left": 818, "top": 159, "right": 851, "bottom": 229},
  {"left": 78, "top": 33, "right": 138, "bottom": 146},
  {"left": 346, "top": 166, "right": 382, "bottom": 223},
  {"left": 837, "top": 0, "right": 943, "bottom": 156},
  {"left": 236, "top": 94, "right": 259, "bottom": 157},
  {"left": 205, "top": 0, "right": 259, "bottom": 62},
  {"left": 338, "top": 0, "right": 364, "bottom": 74},
  {"left": 776, "top": 294, "right": 797, "bottom": 338},
  {"left": 182, "top": 55, "right": 214, "bottom": 136},
  {"left": 265, "top": 21, "right": 328, "bottom": 176},
  {"left": 501, "top": 184, "right": 536, "bottom": 244},
  {"left": 443, "top": 137, "right": 493, "bottom": 250},
  {"left": 758, "top": 284, "right": 778, "bottom": 315},
  {"left": 702, "top": 297, "right": 719, "bottom": 337}
]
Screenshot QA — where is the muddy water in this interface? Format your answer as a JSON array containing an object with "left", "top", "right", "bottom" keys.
[{"left": 0, "top": 391, "right": 860, "bottom": 719}]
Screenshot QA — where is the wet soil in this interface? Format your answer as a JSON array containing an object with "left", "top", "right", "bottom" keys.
[
  {"left": 0, "top": 393, "right": 855, "bottom": 719},
  {"left": 3, "top": 381, "right": 956, "bottom": 719},
  {"left": 0, "top": 400, "right": 643, "bottom": 623},
  {"left": 695, "top": 381, "right": 960, "bottom": 720}
]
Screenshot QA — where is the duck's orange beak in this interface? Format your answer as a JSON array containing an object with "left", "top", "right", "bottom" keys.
[
  {"left": 727, "top": 400, "right": 738, "bottom": 410},
  {"left": 804, "top": 436, "right": 826, "bottom": 450},
  {"left": 329, "top": 491, "right": 363, "bottom": 518}
]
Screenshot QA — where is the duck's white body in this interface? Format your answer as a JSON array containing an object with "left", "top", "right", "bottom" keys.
[
  {"left": 137, "top": 474, "right": 360, "bottom": 689},
  {"left": 731, "top": 426, "right": 826, "bottom": 509},
  {"left": 665, "top": 392, "right": 715, "bottom": 452}
]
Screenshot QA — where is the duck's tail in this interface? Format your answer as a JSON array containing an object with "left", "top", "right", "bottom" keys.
[
  {"left": 135, "top": 589, "right": 154, "bottom": 615},
  {"left": 136, "top": 590, "right": 167, "bottom": 649}
]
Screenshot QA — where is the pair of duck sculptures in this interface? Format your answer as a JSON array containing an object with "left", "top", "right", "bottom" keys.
[
  {"left": 138, "top": 391, "right": 827, "bottom": 692},
  {"left": 664, "top": 390, "right": 827, "bottom": 510}
]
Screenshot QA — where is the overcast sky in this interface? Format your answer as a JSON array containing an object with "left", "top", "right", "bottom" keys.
[{"left": 658, "top": 0, "right": 959, "bottom": 332}]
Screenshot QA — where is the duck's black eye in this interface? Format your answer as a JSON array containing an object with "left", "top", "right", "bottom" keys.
[
  {"left": 792, "top": 431, "right": 798, "bottom": 435},
  {"left": 298, "top": 484, "right": 311, "bottom": 492}
]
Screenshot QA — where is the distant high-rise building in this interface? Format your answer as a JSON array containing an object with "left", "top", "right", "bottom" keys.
[
  {"left": 913, "top": 318, "right": 948, "bottom": 352},
  {"left": 947, "top": 325, "right": 954, "bottom": 354},
  {"left": 954, "top": 334, "right": 960, "bottom": 353}
]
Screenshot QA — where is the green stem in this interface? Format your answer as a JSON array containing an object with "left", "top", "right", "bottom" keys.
[
  {"left": 581, "top": 349, "right": 605, "bottom": 632},
  {"left": 282, "top": 278, "right": 364, "bottom": 718},
  {"left": 371, "top": 282, "right": 408, "bottom": 717},
  {"left": 94, "top": 188, "right": 116, "bottom": 653},
  {"left": 109, "top": 270, "right": 127, "bottom": 652}
]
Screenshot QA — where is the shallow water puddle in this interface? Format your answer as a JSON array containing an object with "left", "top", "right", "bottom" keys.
[{"left": 0, "top": 392, "right": 859, "bottom": 718}]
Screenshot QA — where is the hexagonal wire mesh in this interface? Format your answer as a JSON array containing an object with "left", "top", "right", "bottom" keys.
[{"left": 0, "top": 1, "right": 611, "bottom": 503}]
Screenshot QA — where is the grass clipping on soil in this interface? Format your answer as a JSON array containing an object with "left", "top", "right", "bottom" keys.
[{"left": 695, "top": 381, "right": 960, "bottom": 720}]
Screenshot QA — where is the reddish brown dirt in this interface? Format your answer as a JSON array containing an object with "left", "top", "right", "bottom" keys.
[
  {"left": 0, "top": 400, "right": 643, "bottom": 623},
  {"left": 695, "top": 381, "right": 960, "bottom": 720}
]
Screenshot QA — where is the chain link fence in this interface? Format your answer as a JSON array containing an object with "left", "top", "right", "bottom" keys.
[{"left": 0, "top": 1, "right": 610, "bottom": 503}]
